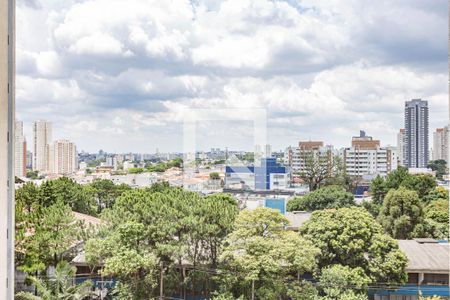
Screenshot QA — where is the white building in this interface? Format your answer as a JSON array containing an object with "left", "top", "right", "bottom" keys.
[
  {"left": 123, "top": 160, "right": 135, "bottom": 171},
  {"left": 79, "top": 162, "right": 87, "bottom": 171},
  {"left": 397, "top": 128, "right": 406, "bottom": 166},
  {"left": 14, "top": 121, "right": 27, "bottom": 177},
  {"left": 344, "top": 131, "right": 398, "bottom": 178},
  {"left": 285, "top": 141, "right": 335, "bottom": 174},
  {"left": 110, "top": 173, "right": 157, "bottom": 187},
  {"left": 105, "top": 156, "right": 118, "bottom": 170},
  {"left": 433, "top": 126, "right": 448, "bottom": 163},
  {"left": 50, "top": 139, "right": 78, "bottom": 175},
  {"left": 33, "top": 120, "right": 52, "bottom": 172}
]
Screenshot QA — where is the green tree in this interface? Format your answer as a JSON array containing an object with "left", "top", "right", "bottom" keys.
[
  {"left": 401, "top": 175, "right": 437, "bottom": 201},
  {"left": 371, "top": 167, "right": 437, "bottom": 204},
  {"left": 370, "top": 175, "right": 388, "bottom": 206},
  {"left": 145, "top": 181, "right": 171, "bottom": 193},
  {"left": 287, "top": 186, "right": 355, "bottom": 212},
  {"left": 209, "top": 172, "right": 221, "bottom": 180},
  {"left": 300, "top": 207, "right": 407, "bottom": 286},
  {"left": 385, "top": 167, "right": 410, "bottom": 190},
  {"left": 128, "top": 167, "right": 145, "bottom": 174},
  {"left": 424, "top": 199, "right": 449, "bottom": 239},
  {"left": 15, "top": 261, "right": 92, "bottom": 300},
  {"left": 378, "top": 188, "right": 426, "bottom": 239},
  {"left": 19, "top": 201, "right": 80, "bottom": 273},
  {"left": 424, "top": 186, "right": 449, "bottom": 202},
  {"left": 219, "top": 208, "right": 319, "bottom": 299},
  {"left": 52, "top": 177, "right": 96, "bottom": 215},
  {"left": 95, "top": 222, "right": 158, "bottom": 299},
  {"left": 428, "top": 159, "right": 447, "bottom": 180},
  {"left": 26, "top": 170, "right": 40, "bottom": 180},
  {"left": 318, "top": 264, "right": 370, "bottom": 300},
  {"left": 88, "top": 187, "right": 238, "bottom": 298},
  {"left": 299, "top": 153, "right": 339, "bottom": 191},
  {"left": 89, "top": 179, "right": 131, "bottom": 212}
]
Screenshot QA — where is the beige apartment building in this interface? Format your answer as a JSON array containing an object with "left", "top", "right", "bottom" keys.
[
  {"left": 343, "top": 131, "right": 398, "bottom": 178},
  {"left": 15, "top": 120, "right": 26, "bottom": 177},
  {"left": 50, "top": 139, "right": 78, "bottom": 175},
  {"left": 33, "top": 120, "right": 52, "bottom": 172},
  {"left": 0, "top": 0, "right": 15, "bottom": 298},
  {"left": 433, "top": 126, "right": 449, "bottom": 163}
]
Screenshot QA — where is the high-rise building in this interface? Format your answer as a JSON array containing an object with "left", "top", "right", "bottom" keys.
[
  {"left": 14, "top": 121, "right": 27, "bottom": 177},
  {"left": 397, "top": 129, "right": 406, "bottom": 166},
  {"left": 0, "top": 0, "right": 15, "bottom": 297},
  {"left": 26, "top": 150, "right": 32, "bottom": 169},
  {"left": 33, "top": 120, "right": 52, "bottom": 172},
  {"left": 50, "top": 139, "right": 78, "bottom": 175},
  {"left": 404, "top": 99, "right": 429, "bottom": 168},
  {"left": 343, "top": 131, "right": 398, "bottom": 178},
  {"left": 433, "top": 126, "right": 449, "bottom": 163}
]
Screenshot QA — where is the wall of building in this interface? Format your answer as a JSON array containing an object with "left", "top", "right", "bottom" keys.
[{"left": 0, "top": 0, "right": 14, "bottom": 298}]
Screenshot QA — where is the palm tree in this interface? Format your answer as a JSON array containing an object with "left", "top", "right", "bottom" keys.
[{"left": 16, "top": 261, "right": 93, "bottom": 300}]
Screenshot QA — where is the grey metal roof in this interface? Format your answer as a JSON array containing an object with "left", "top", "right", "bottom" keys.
[{"left": 397, "top": 240, "right": 450, "bottom": 273}]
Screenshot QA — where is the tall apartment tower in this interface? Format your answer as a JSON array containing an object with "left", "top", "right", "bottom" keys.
[
  {"left": 50, "top": 139, "right": 78, "bottom": 175},
  {"left": 432, "top": 126, "right": 449, "bottom": 163},
  {"left": 397, "top": 129, "right": 406, "bottom": 166},
  {"left": 404, "top": 99, "right": 429, "bottom": 168},
  {"left": 15, "top": 120, "right": 27, "bottom": 177},
  {"left": 0, "top": 0, "right": 15, "bottom": 298},
  {"left": 33, "top": 120, "right": 52, "bottom": 172}
]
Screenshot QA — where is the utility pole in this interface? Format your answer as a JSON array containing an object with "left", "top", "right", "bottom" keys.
[
  {"left": 251, "top": 279, "right": 255, "bottom": 300},
  {"left": 159, "top": 264, "right": 164, "bottom": 300}
]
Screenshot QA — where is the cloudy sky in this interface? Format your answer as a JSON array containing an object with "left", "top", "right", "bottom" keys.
[{"left": 16, "top": 0, "right": 448, "bottom": 153}]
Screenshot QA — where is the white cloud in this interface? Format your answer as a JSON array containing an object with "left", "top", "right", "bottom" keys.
[{"left": 15, "top": 0, "right": 448, "bottom": 152}]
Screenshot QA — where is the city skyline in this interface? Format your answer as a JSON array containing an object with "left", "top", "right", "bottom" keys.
[
  {"left": 17, "top": 107, "right": 448, "bottom": 154},
  {"left": 15, "top": 0, "right": 448, "bottom": 152}
]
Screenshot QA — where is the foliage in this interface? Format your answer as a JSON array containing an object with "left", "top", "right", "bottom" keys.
[
  {"left": 361, "top": 200, "right": 381, "bottom": 218},
  {"left": 298, "top": 153, "right": 340, "bottom": 191},
  {"left": 424, "top": 186, "right": 449, "bottom": 202},
  {"left": 401, "top": 175, "right": 437, "bottom": 201},
  {"left": 370, "top": 175, "right": 388, "bottom": 206},
  {"left": 370, "top": 167, "right": 437, "bottom": 203},
  {"left": 88, "top": 188, "right": 238, "bottom": 298},
  {"left": 378, "top": 187, "right": 426, "bottom": 239},
  {"left": 145, "top": 181, "right": 171, "bottom": 193},
  {"left": 318, "top": 264, "right": 370, "bottom": 300},
  {"left": 88, "top": 178, "right": 131, "bottom": 213},
  {"left": 287, "top": 186, "right": 355, "bottom": 212},
  {"left": 428, "top": 159, "right": 447, "bottom": 180},
  {"left": 146, "top": 158, "right": 183, "bottom": 172},
  {"left": 323, "top": 156, "right": 358, "bottom": 192},
  {"left": 15, "top": 179, "right": 100, "bottom": 274},
  {"left": 300, "top": 207, "right": 407, "bottom": 286},
  {"left": 127, "top": 167, "right": 145, "bottom": 174},
  {"left": 219, "top": 208, "right": 320, "bottom": 299},
  {"left": 17, "top": 200, "right": 80, "bottom": 273},
  {"left": 15, "top": 261, "right": 92, "bottom": 300},
  {"left": 424, "top": 199, "right": 449, "bottom": 239},
  {"left": 26, "top": 170, "right": 41, "bottom": 180},
  {"left": 209, "top": 172, "right": 221, "bottom": 180}
]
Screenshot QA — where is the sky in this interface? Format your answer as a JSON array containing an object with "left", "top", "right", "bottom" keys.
[{"left": 16, "top": 0, "right": 449, "bottom": 153}]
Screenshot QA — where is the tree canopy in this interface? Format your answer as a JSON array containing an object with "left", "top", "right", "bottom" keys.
[
  {"left": 300, "top": 207, "right": 407, "bottom": 286},
  {"left": 428, "top": 159, "right": 447, "bottom": 180},
  {"left": 87, "top": 187, "right": 239, "bottom": 299},
  {"left": 378, "top": 187, "right": 426, "bottom": 239},
  {"left": 287, "top": 186, "right": 355, "bottom": 212},
  {"left": 219, "top": 208, "right": 320, "bottom": 300}
]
